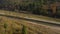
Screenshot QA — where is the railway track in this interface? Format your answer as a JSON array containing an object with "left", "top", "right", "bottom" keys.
[{"left": 0, "top": 14, "right": 60, "bottom": 27}]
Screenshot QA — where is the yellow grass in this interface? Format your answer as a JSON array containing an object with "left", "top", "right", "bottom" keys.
[
  {"left": 0, "top": 10, "right": 60, "bottom": 22},
  {"left": 0, "top": 16, "right": 22, "bottom": 34},
  {"left": 0, "top": 16, "right": 60, "bottom": 34}
]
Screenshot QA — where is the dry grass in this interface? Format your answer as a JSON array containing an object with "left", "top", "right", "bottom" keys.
[
  {"left": 0, "top": 16, "right": 60, "bottom": 34},
  {"left": 0, "top": 16, "right": 23, "bottom": 34},
  {"left": 0, "top": 10, "right": 60, "bottom": 22}
]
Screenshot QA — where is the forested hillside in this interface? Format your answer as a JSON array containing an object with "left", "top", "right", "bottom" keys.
[{"left": 0, "top": 0, "right": 60, "bottom": 18}]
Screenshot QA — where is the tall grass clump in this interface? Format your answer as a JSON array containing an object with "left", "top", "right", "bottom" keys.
[
  {"left": 22, "top": 25, "right": 27, "bottom": 34},
  {"left": 4, "top": 23, "right": 7, "bottom": 34}
]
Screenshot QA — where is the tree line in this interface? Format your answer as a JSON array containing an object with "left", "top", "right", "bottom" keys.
[{"left": 0, "top": 0, "right": 60, "bottom": 18}]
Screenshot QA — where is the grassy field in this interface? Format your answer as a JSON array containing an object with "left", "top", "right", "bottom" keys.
[
  {"left": 0, "top": 10, "right": 60, "bottom": 34},
  {"left": 0, "top": 15, "right": 60, "bottom": 34},
  {"left": 0, "top": 16, "right": 23, "bottom": 34},
  {"left": 0, "top": 10, "right": 60, "bottom": 22}
]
